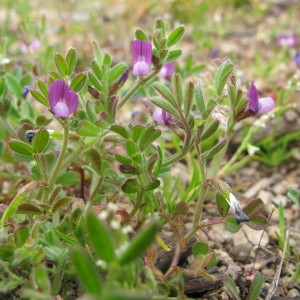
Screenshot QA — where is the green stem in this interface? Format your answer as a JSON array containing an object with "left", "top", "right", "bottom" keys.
[
  {"left": 118, "top": 68, "right": 161, "bottom": 109},
  {"left": 219, "top": 124, "right": 256, "bottom": 176},
  {"left": 33, "top": 154, "right": 47, "bottom": 182},
  {"left": 129, "top": 187, "right": 144, "bottom": 218},
  {"left": 161, "top": 135, "right": 193, "bottom": 167},
  {"left": 43, "top": 122, "right": 69, "bottom": 203}
]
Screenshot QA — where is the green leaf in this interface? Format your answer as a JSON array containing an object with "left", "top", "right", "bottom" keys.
[
  {"left": 92, "top": 40, "right": 102, "bottom": 66},
  {"left": 167, "top": 25, "right": 185, "bottom": 47},
  {"left": 247, "top": 273, "right": 264, "bottom": 300},
  {"left": 88, "top": 148, "right": 103, "bottom": 175},
  {"left": 138, "top": 125, "right": 161, "bottom": 152},
  {"left": 224, "top": 216, "right": 241, "bottom": 233},
  {"left": 184, "top": 81, "right": 194, "bottom": 118},
  {"left": 131, "top": 125, "right": 145, "bottom": 143},
  {"left": 126, "top": 140, "right": 138, "bottom": 157},
  {"left": 245, "top": 198, "right": 265, "bottom": 217},
  {"left": 108, "top": 62, "right": 127, "bottom": 84},
  {"left": 214, "top": 59, "right": 234, "bottom": 96},
  {"left": 86, "top": 211, "right": 116, "bottom": 262},
  {"left": 151, "top": 96, "right": 180, "bottom": 119},
  {"left": 52, "top": 197, "right": 72, "bottom": 213},
  {"left": 9, "top": 139, "right": 33, "bottom": 155},
  {"left": 103, "top": 52, "right": 112, "bottom": 67},
  {"left": 16, "top": 202, "right": 43, "bottom": 215},
  {"left": 192, "top": 242, "right": 209, "bottom": 256},
  {"left": 121, "top": 179, "right": 139, "bottom": 194},
  {"left": 72, "top": 250, "right": 102, "bottom": 296},
  {"left": 201, "top": 120, "right": 220, "bottom": 141},
  {"left": 15, "top": 226, "right": 29, "bottom": 248},
  {"left": 54, "top": 53, "right": 67, "bottom": 77},
  {"left": 76, "top": 120, "right": 100, "bottom": 137},
  {"left": 30, "top": 90, "right": 49, "bottom": 107},
  {"left": 88, "top": 72, "right": 103, "bottom": 91},
  {"left": 144, "top": 179, "right": 160, "bottom": 191},
  {"left": 38, "top": 80, "right": 49, "bottom": 98},
  {"left": 5, "top": 74, "right": 23, "bottom": 98},
  {"left": 48, "top": 71, "right": 62, "bottom": 81},
  {"left": 70, "top": 73, "right": 87, "bottom": 92},
  {"left": 152, "top": 82, "right": 177, "bottom": 108},
  {"left": 135, "top": 29, "right": 148, "bottom": 41},
  {"left": 115, "top": 153, "right": 133, "bottom": 165},
  {"left": 195, "top": 80, "right": 205, "bottom": 113},
  {"left": 56, "top": 171, "right": 79, "bottom": 186},
  {"left": 110, "top": 124, "right": 130, "bottom": 139},
  {"left": 32, "top": 264, "right": 51, "bottom": 295},
  {"left": 155, "top": 18, "right": 166, "bottom": 37},
  {"left": 165, "top": 49, "right": 182, "bottom": 62},
  {"left": 32, "top": 129, "right": 49, "bottom": 153},
  {"left": 118, "top": 221, "right": 160, "bottom": 265},
  {"left": 172, "top": 73, "right": 183, "bottom": 107},
  {"left": 224, "top": 275, "right": 241, "bottom": 300},
  {"left": 54, "top": 228, "right": 78, "bottom": 245},
  {"left": 202, "top": 137, "right": 228, "bottom": 159},
  {"left": 247, "top": 215, "right": 267, "bottom": 231},
  {"left": 66, "top": 48, "right": 77, "bottom": 76},
  {"left": 216, "top": 193, "right": 230, "bottom": 217}
]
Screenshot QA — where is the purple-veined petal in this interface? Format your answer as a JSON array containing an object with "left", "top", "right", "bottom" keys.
[
  {"left": 158, "top": 62, "right": 175, "bottom": 79},
  {"left": 52, "top": 102, "right": 70, "bottom": 118},
  {"left": 133, "top": 61, "right": 150, "bottom": 76},
  {"left": 247, "top": 81, "right": 259, "bottom": 112},
  {"left": 152, "top": 108, "right": 170, "bottom": 125},
  {"left": 256, "top": 97, "right": 275, "bottom": 114},
  {"left": 49, "top": 80, "right": 78, "bottom": 118},
  {"left": 131, "top": 40, "right": 152, "bottom": 76}
]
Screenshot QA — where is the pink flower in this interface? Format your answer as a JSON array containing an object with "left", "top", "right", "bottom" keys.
[
  {"left": 132, "top": 40, "right": 152, "bottom": 76},
  {"left": 49, "top": 80, "right": 78, "bottom": 118},
  {"left": 277, "top": 34, "right": 298, "bottom": 47},
  {"left": 158, "top": 62, "right": 175, "bottom": 80},
  {"left": 247, "top": 81, "right": 275, "bottom": 115},
  {"left": 152, "top": 108, "right": 170, "bottom": 125}
]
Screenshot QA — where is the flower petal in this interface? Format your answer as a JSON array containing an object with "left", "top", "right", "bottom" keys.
[
  {"left": 247, "top": 81, "right": 259, "bottom": 112},
  {"left": 152, "top": 108, "right": 170, "bottom": 125},
  {"left": 49, "top": 80, "right": 78, "bottom": 118},
  {"left": 131, "top": 40, "right": 152, "bottom": 76},
  {"left": 52, "top": 102, "right": 70, "bottom": 118},
  {"left": 256, "top": 97, "right": 275, "bottom": 114},
  {"left": 133, "top": 61, "right": 150, "bottom": 76}
]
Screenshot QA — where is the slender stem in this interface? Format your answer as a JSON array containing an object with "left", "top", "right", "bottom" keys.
[
  {"left": 162, "top": 225, "right": 182, "bottom": 281},
  {"left": 161, "top": 135, "right": 192, "bottom": 167},
  {"left": 118, "top": 68, "right": 161, "bottom": 109},
  {"left": 219, "top": 124, "right": 256, "bottom": 176},
  {"left": 33, "top": 154, "right": 47, "bottom": 182},
  {"left": 90, "top": 175, "right": 104, "bottom": 200},
  {"left": 43, "top": 121, "right": 69, "bottom": 203},
  {"left": 129, "top": 187, "right": 144, "bottom": 218}
]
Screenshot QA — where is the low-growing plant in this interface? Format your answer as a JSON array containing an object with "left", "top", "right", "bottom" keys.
[{"left": 0, "top": 18, "right": 276, "bottom": 299}]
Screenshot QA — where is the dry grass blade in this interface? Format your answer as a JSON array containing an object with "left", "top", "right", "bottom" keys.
[{"left": 265, "top": 227, "right": 290, "bottom": 300}]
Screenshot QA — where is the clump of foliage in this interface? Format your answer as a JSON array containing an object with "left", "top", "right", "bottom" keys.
[{"left": 0, "top": 18, "right": 276, "bottom": 299}]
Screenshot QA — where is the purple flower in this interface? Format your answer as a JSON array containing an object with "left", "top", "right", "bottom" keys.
[
  {"left": 293, "top": 52, "right": 300, "bottom": 68},
  {"left": 152, "top": 108, "right": 170, "bottom": 125},
  {"left": 247, "top": 81, "right": 275, "bottom": 115},
  {"left": 277, "top": 34, "right": 298, "bottom": 47},
  {"left": 132, "top": 40, "right": 152, "bottom": 76},
  {"left": 158, "top": 62, "right": 175, "bottom": 80},
  {"left": 49, "top": 80, "right": 79, "bottom": 118}
]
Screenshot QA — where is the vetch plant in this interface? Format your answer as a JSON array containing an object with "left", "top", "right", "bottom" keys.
[{"left": 0, "top": 18, "right": 276, "bottom": 299}]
